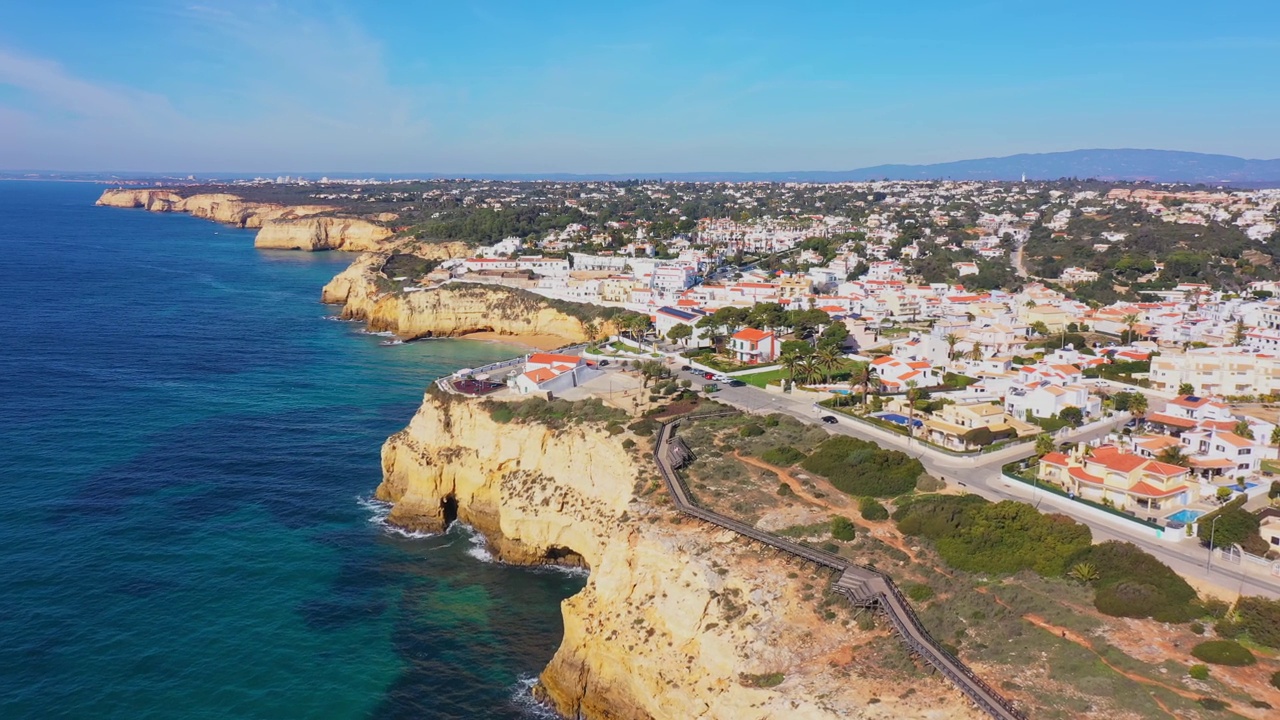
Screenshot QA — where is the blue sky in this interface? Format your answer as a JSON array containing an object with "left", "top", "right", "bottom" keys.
[{"left": 1, "top": 1, "right": 1278, "bottom": 173}]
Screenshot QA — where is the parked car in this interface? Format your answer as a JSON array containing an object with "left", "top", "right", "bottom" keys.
[
  {"left": 704, "top": 372, "right": 716, "bottom": 380},
  {"left": 680, "top": 365, "right": 691, "bottom": 371},
  {"left": 598, "top": 359, "right": 610, "bottom": 367},
  {"left": 727, "top": 380, "right": 746, "bottom": 387},
  {"left": 821, "top": 415, "right": 839, "bottom": 424},
  {"left": 713, "top": 373, "right": 730, "bottom": 383}
]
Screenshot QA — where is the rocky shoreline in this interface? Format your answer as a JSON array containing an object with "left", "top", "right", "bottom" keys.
[{"left": 377, "top": 392, "right": 978, "bottom": 720}]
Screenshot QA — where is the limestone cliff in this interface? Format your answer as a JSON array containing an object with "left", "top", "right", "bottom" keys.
[
  {"left": 377, "top": 394, "right": 980, "bottom": 720},
  {"left": 322, "top": 254, "right": 606, "bottom": 344},
  {"left": 96, "top": 188, "right": 392, "bottom": 251},
  {"left": 96, "top": 188, "right": 335, "bottom": 227},
  {"left": 253, "top": 216, "right": 393, "bottom": 251}
]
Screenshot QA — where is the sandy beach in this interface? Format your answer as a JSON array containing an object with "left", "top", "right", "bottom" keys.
[{"left": 460, "top": 331, "right": 574, "bottom": 352}]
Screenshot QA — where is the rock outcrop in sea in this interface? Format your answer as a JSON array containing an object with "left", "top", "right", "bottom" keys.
[{"left": 377, "top": 392, "right": 980, "bottom": 720}]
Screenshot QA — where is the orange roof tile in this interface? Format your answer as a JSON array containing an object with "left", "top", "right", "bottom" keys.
[
  {"left": 731, "top": 328, "right": 773, "bottom": 343},
  {"left": 1069, "top": 466, "right": 1104, "bottom": 485},
  {"left": 1087, "top": 446, "right": 1148, "bottom": 473},
  {"left": 1041, "top": 452, "right": 1070, "bottom": 466},
  {"left": 1147, "top": 412, "right": 1197, "bottom": 429}
]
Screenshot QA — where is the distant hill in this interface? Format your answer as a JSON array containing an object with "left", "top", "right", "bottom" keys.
[
  {"left": 819, "top": 149, "right": 1280, "bottom": 184},
  {"left": 8, "top": 148, "right": 1280, "bottom": 184}
]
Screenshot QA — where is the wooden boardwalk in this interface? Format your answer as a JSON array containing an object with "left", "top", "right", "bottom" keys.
[{"left": 653, "top": 419, "right": 1026, "bottom": 720}]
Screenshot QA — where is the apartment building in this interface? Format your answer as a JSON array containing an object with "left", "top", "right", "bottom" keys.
[{"left": 1149, "top": 348, "right": 1280, "bottom": 396}]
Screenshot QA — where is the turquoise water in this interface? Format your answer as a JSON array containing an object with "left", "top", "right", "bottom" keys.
[
  {"left": 0, "top": 182, "right": 583, "bottom": 719},
  {"left": 1165, "top": 509, "right": 1204, "bottom": 524}
]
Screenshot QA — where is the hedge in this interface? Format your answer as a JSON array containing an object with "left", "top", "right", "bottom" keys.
[{"left": 1190, "top": 640, "right": 1256, "bottom": 667}]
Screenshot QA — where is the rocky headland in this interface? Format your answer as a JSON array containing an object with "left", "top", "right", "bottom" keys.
[
  {"left": 321, "top": 250, "right": 618, "bottom": 345},
  {"left": 376, "top": 392, "right": 980, "bottom": 720},
  {"left": 95, "top": 188, "right": 393, "bottom": 251}
]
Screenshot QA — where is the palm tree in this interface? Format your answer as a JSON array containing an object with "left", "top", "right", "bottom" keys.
[
  {"left": 815, "top": 345, "right": 842, "bottom": 384},
  {"left": 795, "top": 356, "right": 820, "bottom": 386},
  {"left": 1157, "top": 445, "right": 1191, "bottom": 468},
  {"left": 1128, "top": 392, "right": 1148, "bottom": 427},
  {"left": 1271, "top": 425, "right": 1280, "bottom": 454},
  {"left": 1067, "top": 562, "right": 1100, "bottom": 584},
  {"left": 943, "top": 332, "right": 960, "bottom": 361},
  {"left": 905, "top": 379, "right": 921, "bottom": 437},
  {"left": 1035, "top": 433, "right": 1055, "bottom": 457},
  {"left": 967, "top": 342, "right": 984, "bottom": 363},
  {"left": 850, "top": 360, "right": 875, "bottom": 407},
  {"left": 1121, "top": 313, "right": 1140, "bottom": 342},
  {"left": 780, "top": 352, "right": 802, "bottom": 385}
]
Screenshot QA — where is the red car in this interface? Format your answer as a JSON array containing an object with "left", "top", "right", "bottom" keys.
[{"left": 704, "top": 372, "right": 715, "bottom": 380}]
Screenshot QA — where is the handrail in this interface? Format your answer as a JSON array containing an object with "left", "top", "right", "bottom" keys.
[{"left": 652, "top": 418, "right": 1026, "bottom": 720}]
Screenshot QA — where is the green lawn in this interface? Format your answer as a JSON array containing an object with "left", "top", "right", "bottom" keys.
[{"left": 740, "top": 368, "right": 788, "bottom": 388}]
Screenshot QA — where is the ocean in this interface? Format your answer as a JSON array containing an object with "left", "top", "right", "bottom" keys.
[{"left": 0, "top": 181, "right": 584, "bottom": 719}]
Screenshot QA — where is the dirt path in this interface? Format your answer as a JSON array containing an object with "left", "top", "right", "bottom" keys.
[{"left": 733, "top": 452, "right": 850, "bottom": 510}]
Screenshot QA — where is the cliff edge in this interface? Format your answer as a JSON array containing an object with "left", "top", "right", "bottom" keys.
[
  {"left": 96, "top": 188, "right": 392, "bottom": 251},
  {"left": 322, "top": 252, "right": 611, "bottom": 345},
  {"left": 376, "top": 393, "right": 979, "bottom": 720}
]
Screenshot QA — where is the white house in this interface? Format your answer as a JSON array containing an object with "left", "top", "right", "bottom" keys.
[
  {"left": 729, "top": 328, "right": 780, "bottom": 364},
  {"left": 654, "top": 306, "right": 712, "bottom": 347},
  {"left": 513, "top": 353, "right": 601, "bottom": 395}
]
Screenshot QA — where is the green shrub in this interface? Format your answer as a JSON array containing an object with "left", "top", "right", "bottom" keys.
[
  {"left": 1234, "top": 596, "right": 1280, "bottom": 648},
  {"left": 742, "top": 672, "right": 785, "bottom": 688},
  {"left": 621, "top": 439, "right": 636, "bottom": 451},
  {"left": 915, "top": 474, "right": 947, "bottom": 492},
  {"left": 1190, "top": 640, "right": 1256, "bottom": 666},
  {"left": 760, "top": 445, "right": 806, "bottom": 466},
  {"left": 628, "top": 418, "right": 658, "bottom": 436},
  {"left": 605, "top": 422, "right": 624, "bottom": 435},
  {"left": 801, "top": 436, "right": 921, "bottom": 497},
  {"left": 739, "top": 423, "right": 765, "bottom": 438},
  {"left": 1214, "top": 620, "right": 1242, "bottom": 639},
  {"left": 830, "top": 515, "right": 857, "bottom": 541},
  {"left": 1197, "top": 698, "right": 1229, "bottom": 711},
  {"left": 1074, "top": 541, "right": 1198, "bottom": 622},
  {"left": 906, "top": 583, "right": 935, "bottom": 602},
  {"left": 1189, "top": 664, "right": 1210, "bottom": 680},
  {"left": 1190, "top": 622, "right": 1205, "bottom": 635},
  {"left": 894, "top": 494, "right": 1090, "bottom": 577},
  {"left": 1271, "top": 670, "right": 1280, "bottom": 690},
  {"left": 777, "top": 483, "right": 793, "bottom": 497},
  {"left": 482, "top": 397, "right": 627, "bottom": 429},
  {"left": 858, "top": 497, "right": 889, "bottom": 521}
]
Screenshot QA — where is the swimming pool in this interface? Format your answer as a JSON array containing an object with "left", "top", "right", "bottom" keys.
[
  {"left": 1166, "top": 509, "right": 1205, "bottom": 524},
  {"left": 878, "top": 413, "right": 923, "bottom": 428}
]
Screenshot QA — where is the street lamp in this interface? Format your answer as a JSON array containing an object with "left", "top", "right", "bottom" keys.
[{"left": 1205, "top": 515, "right": 1221, "bottom": 571}]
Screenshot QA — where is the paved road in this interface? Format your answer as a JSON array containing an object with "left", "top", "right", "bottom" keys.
[{"left": 675, "top": 371, "right": 1280, "bottom": 599}]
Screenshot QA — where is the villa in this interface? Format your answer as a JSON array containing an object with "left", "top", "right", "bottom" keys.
[
  {"left": 728, "top": 328, "right": 780, "bottom": 364},
  {"left": 1038, "top": 445, "right": 1194, "bottom": 513}
]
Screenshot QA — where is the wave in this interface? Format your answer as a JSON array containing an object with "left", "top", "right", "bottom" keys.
[
  {"left": 455, "top": 522, "right": 496, "bottom": 563},
  {"left": 356, "top": 329, "right": 397, "bottom": 337},
  {"left": 356, "top": 495, "right": 436, "bottom": 539},
  {"left": 322, "top": 314, "right": 360, "bottom": 322},
  {"left": 531, "top": 564, "right": 590, "bottom": 579},
  {"left": 379, "top": 340, "right": 404, "bottom": 346},
  {"left": 508, "top": 674, "right": 561, "bottom": 719}
]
